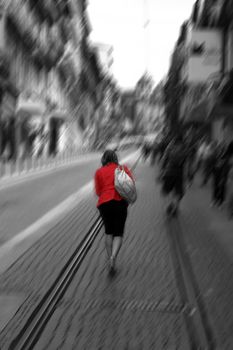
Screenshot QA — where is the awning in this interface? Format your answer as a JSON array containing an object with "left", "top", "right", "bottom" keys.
[
  {"left": 48, "top": 109, "right": 67, "bottom": 120},
  {"left": 210, "top": 103, "right": 233, "bottom": 119},
  {"left": 16, "top": 99, "right": 46, "bottom": 116}
]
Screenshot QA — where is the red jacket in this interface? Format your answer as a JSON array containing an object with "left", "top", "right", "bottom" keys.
[{"left": 94, "top": 162, "right": 133, "bottom": 207}]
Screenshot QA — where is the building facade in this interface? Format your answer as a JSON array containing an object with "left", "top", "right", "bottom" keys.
[
  {"left": 92, "top": 43, "right": 114, "bottom": 76},
  {"left": 0, "top": 0, "right": 103, "bottom": 160},
  {"left": 178, "top": 0, "right": 233, "bottom": 142},
  {"left": 134, "top": 75, "right": 163, "bottom": 135}
]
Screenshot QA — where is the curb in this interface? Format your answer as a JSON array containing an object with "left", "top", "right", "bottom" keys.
[{"left": 0, "top": 152, "right": 101, "bottom": 190}]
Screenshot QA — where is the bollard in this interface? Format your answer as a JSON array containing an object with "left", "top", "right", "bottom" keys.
[
  {"left": 1, "top": 161, "right": 5, "bottom": 178},
  {"left": 10, "top": 161, "right": 13, "bottom": 176},
  {"left": 16, "top": 158, "right": 20, "bottom": 176},
  {"left": 5, "top": 162, "right": 11, "bottom": 177},
  {"left": 25, "top": 158, "right": 29, "bottom": 173},
  {"left": 2, "top": 161, "right": 5, "bottom": 178},
  {"left": 41, "top": 156, "right": 45, "bottom": 170},
  {"left": 38, "top": 156, "right": 41, "bottom": 171},
  {"left": 21, "top": 159, "right": 25, "bottom": 174},
  {"left": 35, "top": 158, "right": 39, "bottom": 171},
  {"left": 31, "top": 157, "right": 35, "bottom": 173}
]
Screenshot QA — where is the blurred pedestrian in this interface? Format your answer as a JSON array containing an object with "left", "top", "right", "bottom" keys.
[
  {"left": 196, "top": 138, "right": 207, "bottom": 171},
  {"left": 160, "top": 136, "right": 187, "bottom": 216},
  {"left": 211, "top": 142, "right": 231, "bottom": 207},
  {"left": 141, "top": 142, "right": 151, "bottom": 161},
  {"left": 156, "top": 134, "right": 172, "bottom": 163},
  {"left": 185, "top": 137, "right": 199, "bottom": 186},
  {"left": 199, "top": 140, "right": 216, "bottom": 186},
  {"left": 94, "top": 149, "right": 134, "bottom": 273},
  {"left": 150, "top": 140, "right": 159, "bottom": 165},
  {"left": 225, "top": 140, "right": 233, "bottom": 159}
]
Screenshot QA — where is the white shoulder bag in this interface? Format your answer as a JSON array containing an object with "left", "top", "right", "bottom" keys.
[{"left": 114, "top": 165, "right": 137, "bottom": 204}]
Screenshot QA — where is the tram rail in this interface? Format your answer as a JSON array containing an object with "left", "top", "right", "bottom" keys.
[{"left": 8, "top": 154, "right": 141, "bottom": 350}]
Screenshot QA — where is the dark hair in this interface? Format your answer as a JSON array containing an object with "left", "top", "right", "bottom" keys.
[{"left": 101, "top": 149, "right": 118, "bottom": 166}]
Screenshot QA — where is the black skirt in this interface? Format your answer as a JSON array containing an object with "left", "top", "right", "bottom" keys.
[{"left": 98, "top": 200, "right": 128, "bottom": 237}]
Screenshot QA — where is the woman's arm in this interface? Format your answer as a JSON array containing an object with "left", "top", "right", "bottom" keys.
[{"left": 94, "top": 171, "right": 101, "bottom": 196}]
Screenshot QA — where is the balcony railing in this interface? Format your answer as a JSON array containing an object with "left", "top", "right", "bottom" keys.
[
  {"left": 28, "top": 0, "right": 56, "bottom": 23},
  {"left": 57, "top": 40, "right": 82, "bottom": 86},
  {"left": 7, "top": 1, "right": 64, "bottom": 69}
]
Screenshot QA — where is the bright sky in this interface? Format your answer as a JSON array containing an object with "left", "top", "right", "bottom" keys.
[{"left": 88, "top": 0, "right": 195, "bottom": 89}]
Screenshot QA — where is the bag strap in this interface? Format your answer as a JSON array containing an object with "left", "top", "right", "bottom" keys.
[{"left": 118, "top": 164, "right": 124, "bottom": 171}]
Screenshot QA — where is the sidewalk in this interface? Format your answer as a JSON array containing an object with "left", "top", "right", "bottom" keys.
[
  {"left": 0, "top": 159, "right": 190, "bottom": 349},
  {"left": 0, "top": 150, "right": 100, "bottom": 188},
  {"left": 1, "top": 160, "right": 233, "bottom": 348},
  {"left": 179, "top": 175, "right": 233, "bottom": 349}
]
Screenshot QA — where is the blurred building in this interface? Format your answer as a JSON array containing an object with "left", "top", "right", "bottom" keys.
[
  {"left": 178, "top": 0, "right": 233, "bottom": 143},
  {"left": 80, "top": 42, "right": 121, "bottom": 149},
  {"left": 92, "top": 43, "right": 114, "bottom": 76},
  {"left": 150, "top": 81, "right": 165, "bottom": 133},
  {"left": 134, "top": 75, "right": 163, "bottom": 135},
  {"left": 90, "top": 77, "right": 124, "bottom": 149},
  {"left": 121, "top": 90, "right": 137, "bottom": 134},
  {"left": 0, "top": 0, "right": 103, "bottom": 160},
  {"left": 162, "top": 22, "right": 188, "bottom": 135}
]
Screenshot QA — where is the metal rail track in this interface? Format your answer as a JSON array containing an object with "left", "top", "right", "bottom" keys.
[
  {"left": 166, "top": 217, "right": 216, "bottom": 350},
  {"left": 8, "top": 153, "right": 141, "bottom": 350},
  {"left": 9, "top": 216, "right": 103, "bottom": 350}
]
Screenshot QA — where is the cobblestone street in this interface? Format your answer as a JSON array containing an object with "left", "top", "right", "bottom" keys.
[
  {"left": 0, "top": 159, "right": 233, "bottom": 349},
  {"left": 0, "top": 0, "right": 233, "bottom": 347},
  {"left": 0, "top": 160, "right": 189, "bottom": 349}
]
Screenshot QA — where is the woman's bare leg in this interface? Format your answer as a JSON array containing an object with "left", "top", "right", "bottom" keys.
[
  {"left": 105, "top": 235, "right": 113, "bottom": 258},
  {"left": 109, "top": 236, "right": 123, "bottom": 271},
  {"left": 111, "top": 236, "right": 123, "bottom": 259}
]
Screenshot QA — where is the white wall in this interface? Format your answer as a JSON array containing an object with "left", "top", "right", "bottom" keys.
[{"left": 225, "top": 28, "right": 233, "bottom": 73}]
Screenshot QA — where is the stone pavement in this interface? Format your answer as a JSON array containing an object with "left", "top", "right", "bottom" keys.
[
  {"left": 2, "top": 159, "right": 233, "bottom": 349},
  {"left": 179, "top": 174, "right": 233, "bottom": 349},
  {"left": 32, "top": 161, "right": 190, "bottom": 349},
  {"left": 0, "top": 159, "right": 191, "bottom": 349}
]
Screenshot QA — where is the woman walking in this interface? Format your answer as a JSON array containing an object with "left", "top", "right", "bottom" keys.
[
  {"left": 211, "top": 142, "right": 231, "bottom": 207},
  {"left": 94, "top": 150, "right": 134, "bottom": 273}
]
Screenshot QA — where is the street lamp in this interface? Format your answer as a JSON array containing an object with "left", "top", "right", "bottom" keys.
[{"left": 143, "top": 0, "right": 150, "bottom": 73}]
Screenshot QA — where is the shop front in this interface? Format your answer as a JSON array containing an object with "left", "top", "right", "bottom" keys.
[
  {"left": 206, "top": 71, "right": 233, "bottom": 144},
  {"left": 209, "top": 103, "right": 233, "bottom": 144},
  {"left": 47, "top": 110, "right": 67, "bottom": 156},
  {"left": 0, "top": 87, "right": 17, "bottom": 160},
  {"left": 15, "top": 93, "right": 46, "bottom": 159}
]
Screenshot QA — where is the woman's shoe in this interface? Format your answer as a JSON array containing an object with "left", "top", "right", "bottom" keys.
[
  {"left": 166, "top": 204, "right": 173, "bottom": 216},
  {"left": 109, "top": 256, "right": 116, "bottom": 274},
  {"left": 172, "top": 206, "right": 178, "bottom": 217},
  {"left": 210, "top": 201, "right": 217, "bottom": 208}
]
